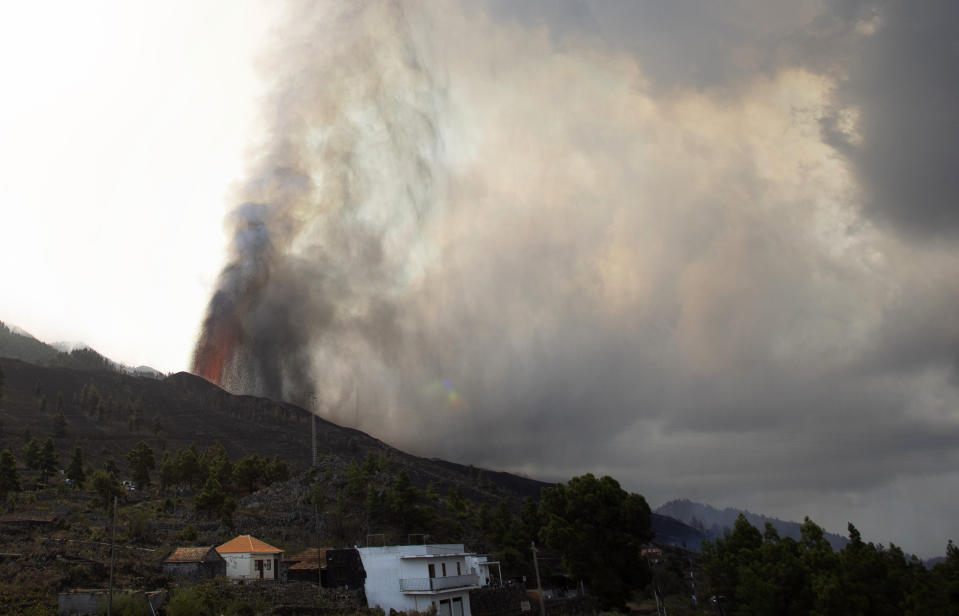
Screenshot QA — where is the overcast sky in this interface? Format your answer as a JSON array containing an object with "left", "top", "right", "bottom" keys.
[{"left": 2, "top": 0, "right": 958, "bottom": 557}]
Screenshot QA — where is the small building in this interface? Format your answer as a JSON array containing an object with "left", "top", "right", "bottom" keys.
[
  {"left": 162, "top": 546, "right": 226, "bottom": 580},
  {"left": 465, "top": 555, "right": 502, "bottom": 587},
  {"left": 216, "top": 535, "right": 284, "bottom": 581},
  {"left": 357, "top": 544, "right": 480, "bottom": 616},
  {"left": 285, "top": 547, "right": 328, "bottom": 584},
  {"left": 326, "top": 547, "right": 367, "bottom": 589}
]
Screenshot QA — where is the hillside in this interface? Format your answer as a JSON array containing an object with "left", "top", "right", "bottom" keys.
[
  {"left": 0, "top": 320, "right": 162, "bottom": 377},
  {"left": 656, "top": 498, "right": 849, "bottom": 551},
  {"left": 0, "top": 349, "right": 698, "bottom": 538},
  {"left": 0, "top": 356, "right": 546, "bottom": 504}
]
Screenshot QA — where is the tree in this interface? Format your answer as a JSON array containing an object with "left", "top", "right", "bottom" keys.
[
  {"left": 0, "top": 449, "right": 21, "bottom": 500},
  {"left": 38, "top": 437, "right": 57, "bottom": 484},
  {"left": 539, "top": 473, "right": 653, "bottom": 611},
  {"left": 173, "top": 444, "right": 203, "bottom": 488},
  {"left": 202, "top": 443, "right": 233, "bottom": 486},
  {"left": 387, "top": 469, "right": 420, "bottom": 528},
  {"left": 91, "top": 469, "right": 124, "bottom": 511},
  {"left": 21, "top": 437, "right": 40, "bottom": 470},
  {"left": 195, "top": 477, "right": 226, "bottom": 518},
  {"left": 346, "top": 459, "right": 366, "bottom": 497},
  {"left": 264, "top": 455, "right": 290, "bottom": 485},
  {"left": 127, "top": 441, "right": 155, "bottom": 490},
  {"left": 0, "top": 362, "right": 5, "bottom": 408},
  {"left": 220, "top": 496, "right": 237, "bottom": 531},
  {"left": 234, "top": 454, "right": 263, "bottom": 493},
  {"left": 158, "top": 452, "right": 179, "bottom": 493},
  {"left": 66, "top": 445, "right": 85, "bottom": 489},
  {"left": 703, "top": 516, "right": 812, "bottom": 616},
  {"left": 446, "top": 485, "right": 467, "bottom": 517}
]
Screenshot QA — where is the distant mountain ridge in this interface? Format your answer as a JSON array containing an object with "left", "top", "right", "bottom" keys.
[
  {"left": 0, "top": 320, "right": 164, "bottom": 378},
  {"left": 656, "top": 498, "right": 849, "bottom": 551}
]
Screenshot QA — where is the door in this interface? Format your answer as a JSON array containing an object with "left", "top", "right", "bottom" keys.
[
  {"left": 452, "top": 597, "right": 464, "bottom": 616},
  {"left": 256, "top": 559, "right": 264, "bottom": 579},
  {"left": 438, "top": 599, "right": 451, "bottom": 616}
]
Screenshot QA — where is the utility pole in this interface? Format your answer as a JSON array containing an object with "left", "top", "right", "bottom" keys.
[
  {"left": 107, "top": 495, "right": 117, "bottom": 616},
  {"left": 310, "top": 393, "right": 317, "bottom": 467},
  {"left": 531, "top": 542, "right": 546, "bottom": 616}
]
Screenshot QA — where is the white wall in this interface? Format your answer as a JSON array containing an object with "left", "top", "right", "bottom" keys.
[
  {"left": 357, "top": 545, "right": 474, "bottom": 616},
  {"left": 222, "top": 552, "right": 280, "bottom": 580}
]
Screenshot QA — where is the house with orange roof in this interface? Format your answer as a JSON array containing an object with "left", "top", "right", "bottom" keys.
[{"left": 216, "top": 535, "right": 284, "bottom": 581}]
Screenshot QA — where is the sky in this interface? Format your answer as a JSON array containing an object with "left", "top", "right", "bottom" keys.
[{"left": 2, "top": 0, "right": 958, "bottom": 557}]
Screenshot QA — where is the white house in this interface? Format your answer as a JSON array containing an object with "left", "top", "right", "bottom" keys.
[
  {"left": 356, "top": 544, "right": 480, "bottom": 616},
  {"left": 465, "top": 555, "right": 502, "bottom": 587},
  {"left": 216, "top": 535, "right": 284, "bottom": 581}
]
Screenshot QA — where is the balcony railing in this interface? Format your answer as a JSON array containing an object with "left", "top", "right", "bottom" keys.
[{"left": 399, "top": 574, "right": 479, "bottom": 593}]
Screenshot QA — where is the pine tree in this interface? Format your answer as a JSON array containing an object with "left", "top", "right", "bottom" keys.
[
  {"left": 21, "top": 437, "right": 41, "bottom": 470},
  {"left": 195, "top": 476, "right": 226, "bottom": 518},
  {"left": 91, "top": 469, "right": 123, "bottom": 511},
  {"left": 66, "top": 445, "right": 85, "bottom": 489},
  {"left": 104, "top": 457, "right": 120, "bottom": 477},
  {"left": 38, "top": 437, "right": 57, "bottom": 484},
  {"left": 0, "top": 449, "right": 21, "bottom": 500},
  {"left": 127, "top": 441, "right": 155, "bottom": 490}
]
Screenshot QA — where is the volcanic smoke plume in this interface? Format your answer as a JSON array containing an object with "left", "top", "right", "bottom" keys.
[
  {"left": 193, "top": 0, "right": 446, "bottom": 407},
  {"left": 192, "top": 0, "right": 959, "bottom": 555}
]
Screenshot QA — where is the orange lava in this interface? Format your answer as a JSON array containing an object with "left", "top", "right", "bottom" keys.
[{"left": 192, "top": 317, "right": 240, "bottom": 386}]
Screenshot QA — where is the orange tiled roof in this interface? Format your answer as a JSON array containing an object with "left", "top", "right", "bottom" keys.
[
  {"left": 164, "top": 547, "right": 218, "bottom": 563},
  {"left": 216, "top": 535, "right": 283, "bottom": 555}
]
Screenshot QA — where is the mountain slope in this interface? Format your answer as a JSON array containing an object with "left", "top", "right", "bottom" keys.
[
  {"left": 0, "top": 353, "right": 702, "bottom": 549},
  {"left": 656, "top": 498, "right": 849, "bottom": 551},
  {"left": 0, "top": 320, "right": 162, "bottom": 376}
]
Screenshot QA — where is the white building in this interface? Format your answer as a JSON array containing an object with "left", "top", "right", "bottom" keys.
[
  {"left": 216, "top": 535, "right": 284, "bottom": 581},
  {"left": 357, "top": 544, "right": 480, "bottom": 616},
  {"left": 465, "top": 555, "right": 502, "bottom": 587}
]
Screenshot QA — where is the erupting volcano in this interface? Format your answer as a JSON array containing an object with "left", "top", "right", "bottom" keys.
[{"left": 189, "top": 0, "right": 444, "bottom": 411}]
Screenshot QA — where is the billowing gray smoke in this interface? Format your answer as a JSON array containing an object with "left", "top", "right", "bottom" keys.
[
  {"left": 194, "top": 0, "right": 959, "bottom": 556},
  {"left": 194, "top": 0, "right": 447, "bottom": 408}
]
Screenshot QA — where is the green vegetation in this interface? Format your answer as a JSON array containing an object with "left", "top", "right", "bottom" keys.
[
  {"left": 702, "top": 513, "right": 959, "bottom": 616},
  {"left": 127, "top": 441, "right": 156, "bottom": 490},
  {"left": 38, "top": 437, "right": 57, "bottom": 484},
  {"left": 0, "top": 449, "right": 21, "bottom": 500},
  {"left": 66, "top": 445, "right": 86, "bottom": 489},
  {"left": 90, "top": 469, "right": 124, "bottom": 511},
  {"left": 540, "top": 473, "right": 653, "bottom": 611}
]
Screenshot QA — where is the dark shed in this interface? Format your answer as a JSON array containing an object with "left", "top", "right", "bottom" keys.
[
  {"left": 162, "top": 546, "right": 226, "bottom": 580},
  {"left": 286, "top": 548, "right": 329, "bottom": 584},
  {"left": 325, "top": 548, "right": 366, "bottom": 589}
]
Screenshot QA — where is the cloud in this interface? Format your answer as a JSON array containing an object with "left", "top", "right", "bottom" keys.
[
  {"left": 194, "top": 0, "right": 959, "bottom": 556},
  {"left": 819, "top": 0, "right": 959, "bottom": 237}
]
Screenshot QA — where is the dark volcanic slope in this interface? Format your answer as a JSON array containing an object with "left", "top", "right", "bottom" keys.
[
  {"left": 0, "top": 357, "right": 544, "bottom": 504},
  {"left": 0, "top": 355, "right": 704, "bottom": 546}
]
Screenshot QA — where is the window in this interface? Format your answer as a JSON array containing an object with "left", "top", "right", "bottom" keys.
[
  {"left": 266, "top": 559, "right": 271, "bottom": 570},
  {"left": 429, "top": 564, "right": 436, "bottom": 578},
  {"left": 452, "top": 597, "right": 464, "bottom": 616},
  {"left": 442, "top": 563, "right": 447, "bottom": 577},
  {"left": 456, "top": 562, "right": 462, "bottom": 576}
]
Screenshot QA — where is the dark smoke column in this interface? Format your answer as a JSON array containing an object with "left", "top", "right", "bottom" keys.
[{"left": 191, "top": 0, "right": 445, "bottom": 409}]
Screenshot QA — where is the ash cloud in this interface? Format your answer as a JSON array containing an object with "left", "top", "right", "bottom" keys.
[{"left": 194, "top": 0, "right": 959, "bottom": 556}]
